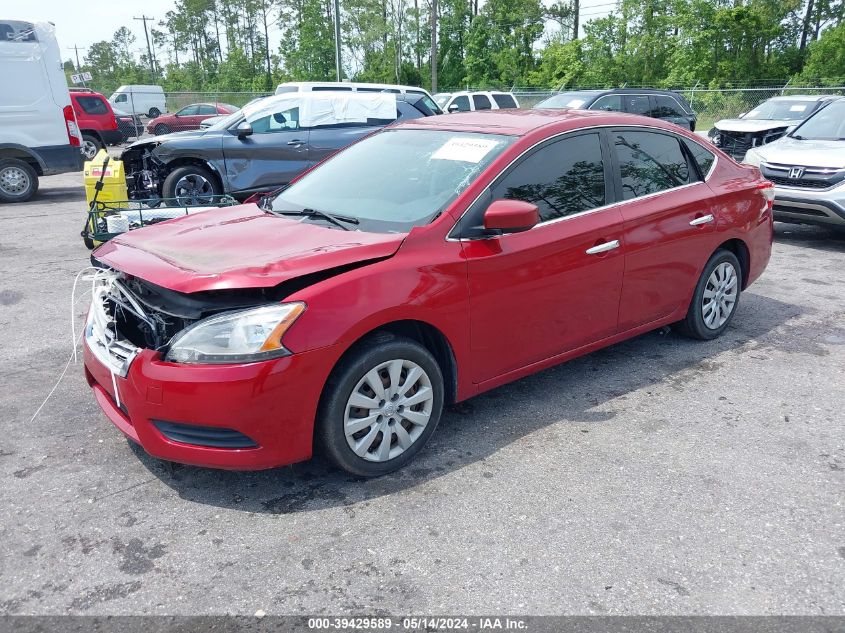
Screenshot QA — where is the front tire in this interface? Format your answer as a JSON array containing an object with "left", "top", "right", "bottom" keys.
[
  {"left": 162, "top": 165, "right": 221, "bottom": 205},
  {"left": 0, "top": 158, "right": 38, "bottom": 203},
  {"left": 678, "top": 249, "right": 742, "bottom": 340},
  {"left": 316, "top": 335, "right": 445, "bottom": 476}
]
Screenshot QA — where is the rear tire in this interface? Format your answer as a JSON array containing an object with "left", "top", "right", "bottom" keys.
[
  {"left": 0, "top": 158, "right": 38, "bottom": 203},
  {"left": 148, "top": 108, "right": 161, "bottom": 118},
  {"left": 316, "top": 334, "right": 444, "bottom": 477},
  {"left": 80, "top": 134, "right": 103, "bottom": 160},
  {"left": 677, "top": 249, "right": 742, "bottom": 340}
]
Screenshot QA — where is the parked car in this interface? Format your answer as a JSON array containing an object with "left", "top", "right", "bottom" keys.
[
  {"left": 69, "top": 88, "right": 122, "bottom": 160},
  {"left": 276, "top": 81, "right": 442, "bottom": 113},
  {"left": 112, "top": 107, "right": 144, "bottom": 141},
  {"left": 147, "top": 103, "right": 238, "bottom": 135},
  {"left": 434, "top": 91, "right": 520, "bottom": 112},
  {"left": 121, "top": 91, "right": 439, "bottom": 203},
  {"left": 743, "top": 97, "right": 845, "bottom": 229},
  {"left": 108, "top": 85, "right": 167, "bottom": 118},
  {"left": 85, "top": 108, "right": 773, "bottom": 475},
  {"left": 709, "top": 95, "right": 838, "bottom": 160},
  {"left": 534, "top": 88, "right": 697, "bottom": 131},
  {"left": 0, "top": 19, "right": 82, "bottom": 203}
]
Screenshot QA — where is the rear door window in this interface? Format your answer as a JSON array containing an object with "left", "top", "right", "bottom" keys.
[
  {"left": 197, "top": 105, "right": 218, "bottom": 115},
  {"left": 76, "top": 96, "right": 109, "bottom": 115},
  {"left": 612, "top": 130, "right": 691, "bottom": 200},
  {"left": 473, "top": 94, "right": 493, "bottom": 110},
  {"left": 624, "top": 95, "right": 651, "bottom": 115},
  {"left": 492, "top": 94, "right": 517, "bottom": 109}
]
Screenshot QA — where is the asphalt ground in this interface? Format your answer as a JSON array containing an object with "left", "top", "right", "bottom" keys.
[{"left": 1, "top": 172, "right": 843, "bottom": 616}]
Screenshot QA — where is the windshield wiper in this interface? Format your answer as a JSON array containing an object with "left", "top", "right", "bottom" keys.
[{"left": 275, "top": 208, "right": 359, "bottom": 231}]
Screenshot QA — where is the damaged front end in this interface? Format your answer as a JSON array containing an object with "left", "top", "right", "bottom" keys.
[
  {"left": 86, "top": 268, "right": 292, "bottom": 371},
  {"left": 709, "top": 121, "right": 794, "bottom": 160},
  {"left": 120, "top": 142, "right": 167, "bottom": 201}
]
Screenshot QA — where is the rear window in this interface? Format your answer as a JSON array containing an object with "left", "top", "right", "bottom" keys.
[
  {"left": 492, "top": 94, "right": 517, "bottom": 109},
  {"left": 76, "top": 96, "right": 109, "bottom": 115},
  {"left": 651, "top": 95, "right": 685, "bottom": 117}
]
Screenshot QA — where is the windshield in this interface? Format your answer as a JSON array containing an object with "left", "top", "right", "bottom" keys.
[
  {"left": 534, "top": 92, "right": 595, "bottom": 109},
  {"left": 744, "top": 99, "right": 818, "bottom": 120},
  {"left": 271, "top": 129, "right": 515, "bottom": 233},
  {"left": 790, "top": 99, "right": 845, "bottom": 140}
]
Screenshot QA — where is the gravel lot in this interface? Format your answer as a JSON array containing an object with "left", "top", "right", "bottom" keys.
[{"left": 1, "top": 172, "right": 843, "bottom": 616}]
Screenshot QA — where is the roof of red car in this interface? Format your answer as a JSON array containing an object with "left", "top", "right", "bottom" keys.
[{"left": 400, "top": 108, "right": 674, "bottom": 136}]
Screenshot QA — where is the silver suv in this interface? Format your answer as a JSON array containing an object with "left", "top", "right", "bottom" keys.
[{"left": 743, "top": 98, "right": 845, "bottom": 229}]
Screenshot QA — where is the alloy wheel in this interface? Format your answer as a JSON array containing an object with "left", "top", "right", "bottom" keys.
[
  {"left": 0, "top": 165, "right": 30, "bottom": 196},
  {"left": 81, "top": 140, "right": 98, "bottom": 160},
  {"left": 173, "top": 173, "right": 215, "bottom": 205},
  {"left": 344, "top": 359, "right": 434, "bottom": 463},
  {"left": 702, "top": 261, "right": 738, "bottom": 330}
]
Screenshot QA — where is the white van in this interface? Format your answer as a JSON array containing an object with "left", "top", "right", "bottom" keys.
[
  {"left": 108, "top": 85, "right": 167, "bottom": 118},
  {"left": 0, "top": 19, "right": 82, "bottom": 203},
  {"left": 275, "top": 81, "right": 442, "bottom": 113}
]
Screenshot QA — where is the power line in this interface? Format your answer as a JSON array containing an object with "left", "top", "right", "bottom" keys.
[{"left": 133, "top": 15, "right": 158, "bottom": 80}]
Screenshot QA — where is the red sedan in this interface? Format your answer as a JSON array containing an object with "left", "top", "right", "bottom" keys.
[
  {"left": 146, "top": 102, "right": 238, "bottom": 135},
  {"left": 84, "top": 109, "right": 773, "bottom": 476}
]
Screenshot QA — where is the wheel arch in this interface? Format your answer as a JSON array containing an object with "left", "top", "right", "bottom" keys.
[
  {"left": 161, "top": 157, "right": 225, "bottom": 190},
  {"left": 0, "top": 146, "right": 44, "bottom": 176},
  {"left": 715, "top": 238, "right": 750, "bottom": 289},
  {"left": 80, "top": 129, "right": 104, "bottom": 144},
  {"left": 324, "top": 319, "right": 458, "bottom": 408}
]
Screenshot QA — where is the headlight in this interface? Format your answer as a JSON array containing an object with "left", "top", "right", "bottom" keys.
[
  {"left": 166, "top": 302, "right": 305, "bottom": 364},
  {"left": 743, "top": 148, "right": 763, "bottom": 167}
]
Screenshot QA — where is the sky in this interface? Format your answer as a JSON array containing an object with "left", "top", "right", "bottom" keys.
[{"left": 13, "top": 0, "right": 615, "bottom": 67}]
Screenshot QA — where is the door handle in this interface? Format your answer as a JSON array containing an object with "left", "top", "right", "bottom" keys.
[
  {"left": 689, "top": 214, "right": 714, "bottom": 226},
  {"left": 585, "top": 240, "right": 620, "bottom": 255},
  {"left": 287, "top": 139, "right": 305, "bottom": 147}
]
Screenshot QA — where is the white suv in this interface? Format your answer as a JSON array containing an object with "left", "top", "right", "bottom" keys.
[{"left": 434, "top": 91, "right": 520, "bottom": 113}]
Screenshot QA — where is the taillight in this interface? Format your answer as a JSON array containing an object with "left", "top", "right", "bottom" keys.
[
  {"left": 758, "top": 181, "right": 775, "bottom": 210},
  {"left": 63, "top": 105, "right": 81, "bottom": 146}
]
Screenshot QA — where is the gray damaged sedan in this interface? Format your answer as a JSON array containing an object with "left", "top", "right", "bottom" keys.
[
  {"left": 120, "top": 92, "right": 439, "bottom": 204},
  {"left": 744, "top": 97, "right": 845, "bottom": 229}
]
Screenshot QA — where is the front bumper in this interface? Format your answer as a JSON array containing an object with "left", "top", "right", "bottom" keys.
[
  {"left": 83, "top": 329, "right": 339, "bottom": 471},
  {"left": 771, "top": 184, "right": 845, "bottom": 227}
]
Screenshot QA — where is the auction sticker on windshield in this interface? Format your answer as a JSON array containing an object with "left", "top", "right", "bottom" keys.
[{"left": 432, "top": 137, "right": 501, "bottom": 163}]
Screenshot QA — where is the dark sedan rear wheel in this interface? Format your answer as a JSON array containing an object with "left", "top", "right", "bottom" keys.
[
  {"left": 316, "top": 334, "right": 444, "bottom": 477},
  {"left": 162, "top": 165, "right": 221, "bottom": 205},
  {"left": 154, "top": 123, "right": 170, "bottom": 135},
  {"left": 678, "top": 249, "right": 741, "bottom": 340}
]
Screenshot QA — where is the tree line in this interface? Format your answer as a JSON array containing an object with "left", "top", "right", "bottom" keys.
[{"left": 66, "top": 0, "right": 845, "bottom": 95}]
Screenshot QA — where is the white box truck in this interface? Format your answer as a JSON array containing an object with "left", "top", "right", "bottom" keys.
[
  {"left": 0, "top": 19, "right": 82, "bottom": 202},
  {"left": 108, "top": 85, "right": 167, "bottom": 118}
]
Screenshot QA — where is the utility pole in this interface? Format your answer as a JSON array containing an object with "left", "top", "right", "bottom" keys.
[
  {"left": 430, "top": 0, "right": 437, "bottom": 92},
  {"left": 133, "top": 15, "right": 157, "bottom": 80},
  {"left": 67, "top": 44, "right": 87, "bottom": 87},
  {"left": 572, "top": 0, "right": 580, "bottom": 40},
  {"left": 333, "top": 0, "right": 342, "bottom": 81}
]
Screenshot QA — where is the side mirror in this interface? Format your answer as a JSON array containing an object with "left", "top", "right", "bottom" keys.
[
  {"left": 447, "top": 103, "right": 460, "bottom": 113},
  {"left": 236, "top": 121, "right": 253, "bottom": 138},
  {"left": 483, "top": 199, "right": 539, "bottom": 233}
]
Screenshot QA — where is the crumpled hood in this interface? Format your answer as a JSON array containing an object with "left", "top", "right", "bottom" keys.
[
  {"left": 93, "top": 204, "right": 406, "bottom": 293},
  {"left": 714, "top": 118, "right": 797, "bottom": 133},
  {"left": 752, "top": 136, "right": 845, "bottom": 168}
]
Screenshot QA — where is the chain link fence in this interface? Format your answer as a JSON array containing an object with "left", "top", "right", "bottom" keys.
[{"left": 106, "top": 83, "right": 845, "bottom": 140}]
